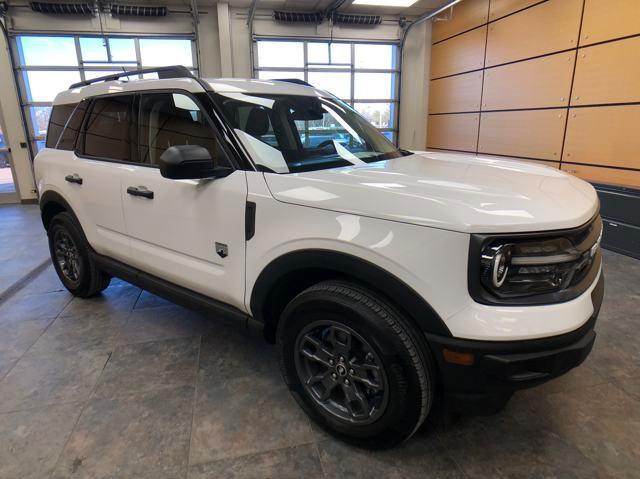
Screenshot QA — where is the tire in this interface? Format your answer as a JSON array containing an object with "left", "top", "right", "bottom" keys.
[
  {"left": 47, "top": 212, "right": 111, "bottom": 297},
  {"left": 277, "top": 280, "right": 435, "bottom": 449}
]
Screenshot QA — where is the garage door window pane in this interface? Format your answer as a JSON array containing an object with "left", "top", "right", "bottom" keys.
[
  {"left": 354, "top": 44, "right": 394, "bottom": 69},
  {"left": 354, "top": 103, "right": 394, "bottom": 129},
  {"left": 257, "top": 41, "right": 303, "bottom": 68},
  {"left": 354, "top": 73, "right": 394, "bottom": 100},
  {"left": 308, "top": 72, "right": 351, "bottom": 99},
  {"left": 258, "top": 71, "right": 305, "bottom": 81},
  {"left": 28, "top": 106, "right": 52, "bottom": 137},
  {"left": 18, "top": 36, "right": 77, "bottom": 66},
  {"left": 80, "top": 37, "right": 108, "bottom": 62},
  {"left": 23, "top": 71, "right": 81, "bottom": 102},
  {"left": 140, "top": 39, "right": 193, "bottom": 67},
  {"left": 109, "top": 38, "right": 136, "bottom": 62}
]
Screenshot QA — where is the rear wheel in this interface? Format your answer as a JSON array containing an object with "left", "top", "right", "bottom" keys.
[
  {"left": 47, "top": 212, "right": 111, "bottom": 297},
  {"left": 278, "top": 280, "right": 435, "bottom": 449}
]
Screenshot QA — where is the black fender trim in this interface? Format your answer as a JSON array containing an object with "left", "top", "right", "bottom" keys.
[
  {"left": 39, "top": 190, "right": 79, "bottom": 229},
  {"left": 250, "top": 249, "right": 452, "bottom": 337}
]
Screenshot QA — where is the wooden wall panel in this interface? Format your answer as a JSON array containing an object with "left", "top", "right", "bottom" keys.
[
  {"left": 580, "top": 0, "right": 640, "bottom": 46},
  {"left": 478, "top": 109, "right": 566, "bottom": 160},
  {"left": 488, "top": 0, "right": 542, "bottom": 22},
  {"left": 432, "top": 0, "right": 489, "bottom": 43},
  {"left": 426, "top": 114, "right": 479, "bottom": 151},
  {"left": 485, "top": 0, "right": 582, "bottom": 67},
  {"left": 482, "top": 52, "right": 575, "bottom": 110},
  {"left": 430, "top": 26, "right": 487, "bottom": 78},
  {"left": 561, "top": 164, "right": 640, "bottom": 189},
  {"left": 572, "top": 36, "right": 640, "bottom": 105},
  {"left": 429, "top": 72, "right": 483, "bottom": 113},
  {"left": 563, "top": 105, "right": 640, "bottom": 169}
]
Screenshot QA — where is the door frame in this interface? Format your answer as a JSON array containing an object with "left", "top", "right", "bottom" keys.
[{"left": 0, "top": 105, "right": 21, "bottom": 204}]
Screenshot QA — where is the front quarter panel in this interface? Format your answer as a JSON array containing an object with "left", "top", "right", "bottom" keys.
[{"left": 244, "top": 172, "right": 472, "bottom": 325}]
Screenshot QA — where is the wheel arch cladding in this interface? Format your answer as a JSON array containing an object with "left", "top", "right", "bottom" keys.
[
  {"left": 250, "top": 249, "right": 452, "bottom": 343},
  {"left": 40, "top": 190, "right": 77, "bottom": 230}
]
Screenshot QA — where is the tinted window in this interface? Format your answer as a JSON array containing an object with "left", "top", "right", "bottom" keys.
[
  {"left": 46, "top": 103, "right": 77, "bottom": 148},
  {"left": 84, "top": 95, "right": 135, "bottom": 161},
  {"left": 57, "top": 100, "right": 89, "bottom": 151},
  {"left": 138, "top": 92, "right": 218, "bottom": 165}
]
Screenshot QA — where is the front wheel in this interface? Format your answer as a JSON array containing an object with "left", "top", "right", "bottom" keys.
[{"left": 278, "top": 280, "right": 435, "bottom": 449}]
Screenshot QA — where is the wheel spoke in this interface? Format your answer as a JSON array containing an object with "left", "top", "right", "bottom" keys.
[
  {"left": 341, "top": 383, "right": 370, "bottom": 420},
  {"left": 300, "top": 335, "right": 334, "bottom": 368},
  {"left": 307, "top": 372, "right": 338, "bottom": 400},
  {"left": 326, "top": 325, "right": 352, "bottom": 357},
  {"left": 348, "top": 361, "right": 383, "bottom": 391}
]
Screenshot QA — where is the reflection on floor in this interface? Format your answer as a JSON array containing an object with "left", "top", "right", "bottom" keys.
[{"left": 0, "top": 235, "right": 638, "bottom": 476}]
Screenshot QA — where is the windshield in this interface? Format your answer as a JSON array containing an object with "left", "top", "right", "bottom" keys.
[{"left": 211, "top": 92, "right": 408, "bottom": 173}]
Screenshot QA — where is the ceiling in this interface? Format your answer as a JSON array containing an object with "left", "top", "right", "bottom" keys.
[{"left": 196, "top": 0, "right": 445, "bottom": 16}]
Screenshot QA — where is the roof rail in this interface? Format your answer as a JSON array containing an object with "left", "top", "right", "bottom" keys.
[
  {"left": 69, "top": 65, "right": 195, "bottom": 89},
  {"left": 273, "top": 78, "right": 314, "bottom": 87}
]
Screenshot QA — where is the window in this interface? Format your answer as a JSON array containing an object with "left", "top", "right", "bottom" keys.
[
  {"left": 58, "top": 101, "right": 89, "bottom": 151},
  {"left": 138, "top": 93, "right": 218, "bottom": 165},
  {"left": 213, "top": 92, "right": 406, "bottom": 174},
  {"left": 83, "top": 96, "right": 135, "bottom": 162},
  {"left": 13, "top": 34, "right": 196, "bottom": 154},
  {"left": 254, "top": 40, "right": 399, "bottom": 143},
  {"left": 45, "top": 103, "right": 76, "bottom": 148}
]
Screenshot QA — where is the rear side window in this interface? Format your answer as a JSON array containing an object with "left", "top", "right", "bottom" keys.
[
  {"left": 138, "top": 92, "right": 218, "bottom": 165},
  {"left": 83, "top": 95, "right": 135, "bottom": 162},
  {"left": 46, "top": 103, "right": 77, "bottom": 148},
  {"left": 57, "top": 99, "right": 89, "bottom": 151}
]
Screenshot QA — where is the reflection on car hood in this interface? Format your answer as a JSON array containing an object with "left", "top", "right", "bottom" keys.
[{"left": 263, "top": 151, "right": 599, "bottom": 234}]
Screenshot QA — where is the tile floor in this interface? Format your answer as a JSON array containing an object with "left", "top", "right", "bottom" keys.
[{"left": 0, "top": 246, "right": 638, "bottom": 477}]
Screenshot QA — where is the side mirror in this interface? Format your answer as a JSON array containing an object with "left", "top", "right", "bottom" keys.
[{"left": 158, "top": 145, "right": 232, "bottom": 180}]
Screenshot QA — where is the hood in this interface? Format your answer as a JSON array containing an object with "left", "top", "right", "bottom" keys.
[{"left": 263, "top": 151, "right": 599, "bottom": 234}]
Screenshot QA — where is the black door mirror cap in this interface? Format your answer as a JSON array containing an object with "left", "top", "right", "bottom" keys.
[{"left": 159, "top": 145, "right": 232, "bottom": 180}]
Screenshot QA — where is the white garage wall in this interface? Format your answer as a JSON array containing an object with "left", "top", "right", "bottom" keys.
[{"left": 0, "top": 2, "right": 429, "bottom": 201}]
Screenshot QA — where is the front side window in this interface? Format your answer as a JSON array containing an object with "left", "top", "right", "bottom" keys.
[
  {"left": 213, "top": 93, "right": 407, "bottom": 174},
  {"left": 83, "top": 95, "right": 135, "bottom": 162},
  {"left": 138, "top": 92, "right": 218, "bottom": 165}
]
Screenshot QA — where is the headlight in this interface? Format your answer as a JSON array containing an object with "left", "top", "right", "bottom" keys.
[{"left": 471, "top": 216, "right": 602, "bottom": 303}]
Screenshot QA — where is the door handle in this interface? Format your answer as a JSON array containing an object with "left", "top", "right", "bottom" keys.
[
  {"left": 65, "top": 174, "right": 83, "bottom": 185},
  {"left": 127, "top": 186, "right": 154, "bottom": 199}
]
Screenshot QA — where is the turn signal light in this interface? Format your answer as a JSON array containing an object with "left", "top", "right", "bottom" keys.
[{"left": 443, "top": 349, "right": 475, "bottom": 366}]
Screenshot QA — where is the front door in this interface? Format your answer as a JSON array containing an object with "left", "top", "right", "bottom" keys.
[{"left": 120, "top": 91, "right": 247, "bottom": 310}]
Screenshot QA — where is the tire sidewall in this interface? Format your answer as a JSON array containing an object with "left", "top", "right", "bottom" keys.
[
  {"left": 47, "top": 213, "right": 93, "bottom": 296},
  {"left": 278, "top": 288, "right": 428, "bottom": 448}
]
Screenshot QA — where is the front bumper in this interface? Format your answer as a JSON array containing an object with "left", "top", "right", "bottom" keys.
[{"left": 426, "top": 273, "right": 604, "bottom": 414}]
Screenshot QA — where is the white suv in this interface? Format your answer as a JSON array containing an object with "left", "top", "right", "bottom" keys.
[{"left": 35, "top": 66, "right": 603, "bottom": 448}]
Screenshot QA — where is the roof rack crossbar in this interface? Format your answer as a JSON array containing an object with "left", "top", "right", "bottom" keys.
[{"left": 69, "top": 65, "right": 195, "bottom": 89}]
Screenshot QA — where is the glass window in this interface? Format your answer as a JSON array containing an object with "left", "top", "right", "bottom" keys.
[
  {"left": 58, "top": 100, "right": 89, "bottom": 151},
  {"left": 257, "top": 41, "right": 304, "bottom": 68},
  {"left": 83, "top": 70, "right": 121, "bottom": 81},
  {"left": 214, "top": 92, "right": 406, "bottom": 174},
  {"left": 139, "top": 39, "right": 193, "bottom": 67},
  {"left": 29, "top": 106, "right": 52, "bottom": 137},
  {"left": 354, "top": 44, "right": 394, "bottom": 69},
  {"left": 23, "top": 71, "right": 81, "bottom": 102},
  {"left": 258, "top": 71, "right": 305, "bottom": 81},
  {"left": 138, "top": 92, "right": 218, "bottom": 165},
  {"left": 255, "top": 40, "right": 399, "bottom": 143},
  {"left": 354, "top": 103, "right": 395, "bottom": 129},
  {"left": 79, "top": 37, "right": 108, "bottom": 62},
  {"left": 45, "top": 104, "right": 75, "bottom": 148},
  {"left": 109, "top": 38, "right": 136, "bottom": 62},
  {"left": 307, "top": 72, "right": 351, "bottom": 99},
  {"left": 354, "top": 73, "right": 394, "bottom": 100},
  {"left": 0, "top": 124, "right": 6, "bottom": 148},
  {"left": 83, "top": 95, "right": 135, "bottom": 161},
  {"left": 18, "top": 36, "right": 77, "bottom": 66}
]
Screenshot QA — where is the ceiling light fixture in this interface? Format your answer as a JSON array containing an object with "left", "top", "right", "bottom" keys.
[{"left": 352, "top": 0, "right": 420, "bottom": 7}]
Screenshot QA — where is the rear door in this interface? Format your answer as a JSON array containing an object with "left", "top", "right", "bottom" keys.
[{"left": 119, "top": 90, "right": 247, "bottom": 310}]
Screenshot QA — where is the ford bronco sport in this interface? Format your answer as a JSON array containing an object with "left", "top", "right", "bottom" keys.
[{"left": 35, "top": 66, "right": 603, "bottom": 448}]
